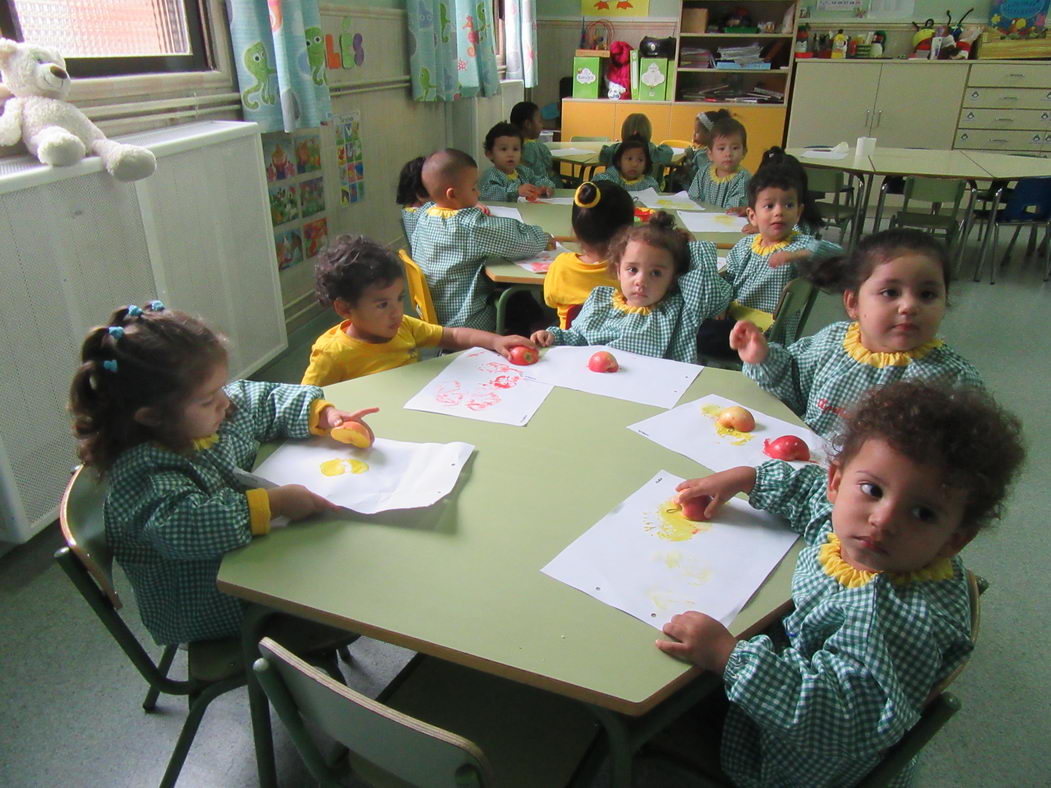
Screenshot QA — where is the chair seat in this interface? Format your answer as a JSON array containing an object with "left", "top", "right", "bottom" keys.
[
  {"left": 893, "top": 212, "right": 959, "bottom": 231},
  {"left": 816, "top": 201, "right": 855, "bottom": 222}
]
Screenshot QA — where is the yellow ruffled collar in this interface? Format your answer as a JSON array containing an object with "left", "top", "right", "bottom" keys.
[
  {"left": 751, "top": 232, "right": 797, "bottom": 255},
  {"left": 622, "top": 175, "right": 644, "bottom": 185},
  {"left": 709, "top": 165, "right": 740, "bottom": 183},
  {"left": 612, "top": 290, "right": 651, "bottom": 314},
  {"left": 819, "top": 532, "right": 954, "bottom": 588},
  {"left": 842, "top": 322, "right": 942, "bottom": 368},
  {"left": 505, "top": 170, "right": 519, "bottom": 180},
  {"left": 191, "top": 433, "right": 219, "bottom": 451},
  {"left": 426, "top": 205, "right": 463, "bottom": 218}
]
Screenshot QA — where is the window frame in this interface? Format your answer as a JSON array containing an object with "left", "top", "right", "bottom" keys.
[{"left": 0, "top": 0, "right": 213, "bottom": 78}]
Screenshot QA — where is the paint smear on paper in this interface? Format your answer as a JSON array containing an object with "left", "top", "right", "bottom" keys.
[
  {"left": 643, "top": 501, "right": 713, "bottom": 542},
  {"left": 320, "top": 458, "right": 369, "bottom": 476}
]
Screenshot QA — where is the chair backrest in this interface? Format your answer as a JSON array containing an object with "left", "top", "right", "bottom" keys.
[
  {"left": 902, "top": 176, "right": 965, "bottom": 214},
  {"left": 255, "top": 637, "right": 494, "bottom": 787},
  {"left": 1002, "top": 176, "right": 1051, "bottom": 222},
  {"left": 803, "top": 165, "right": 846, "bottom": 197},
  {"left": 659, "top": 139, "right": 694, "bottom": 149},
  {"left": 569, "top": 136, "right": 610, "bottom": 142},
  {"left": 766, "top": 278, "right": 817, "bottom": 346},
  {"left": 59, "top": 464, "right": 121, "bottom": 608},
  {"left": 398, "top": 248, "right": 438, "bottom": 324}
]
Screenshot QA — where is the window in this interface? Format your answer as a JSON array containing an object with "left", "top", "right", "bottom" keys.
[{"left": 0, "top": 0, "right": 211, "bottom": 77}]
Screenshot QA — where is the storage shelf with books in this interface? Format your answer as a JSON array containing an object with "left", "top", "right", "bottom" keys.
[{"left": 672, "top": 0, "right": 799, "bottom": 108}]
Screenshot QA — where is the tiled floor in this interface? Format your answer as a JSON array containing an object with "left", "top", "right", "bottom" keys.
[{"left": 2, "top": 225, "right": 1049, "bottom": 787}]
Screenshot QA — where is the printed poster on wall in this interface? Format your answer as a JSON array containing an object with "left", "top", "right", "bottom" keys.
[
  {"left": 335, "top": 110, "right": 365, "bottom": 207},
  {"left": 262, "top": 128, "right": 329, "bottom": 271},
  {"left": 582, "top": 0, "right": 649, "bottom": 17}
]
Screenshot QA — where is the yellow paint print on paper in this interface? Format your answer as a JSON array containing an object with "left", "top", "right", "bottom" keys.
[
  {"left": 320, "top": 458, "right": 369, "bottom": 477},
  {"left": 643, "top": 500, "right": 713, "bottom": 542},
  {"left": 701, "top": 404, "right": 754, "bottom": 446}
]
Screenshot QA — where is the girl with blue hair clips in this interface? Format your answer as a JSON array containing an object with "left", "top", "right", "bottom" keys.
[
  {"left": 69, "top": 302, "right": 377, "bottom": 647},
  {"left": 531, "top": 211, "right": 730, "bottom": 363}
]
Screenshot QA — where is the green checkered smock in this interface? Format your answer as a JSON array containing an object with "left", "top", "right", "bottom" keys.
[
  {"left": 410, "top": 203, "right": 550, "bottom": 329},
  {"left": 599, "top": 141, "right": 674, "bottom": 166},
  {"left": 688, "top": 164, "right": 751, "bottom": 209},
  {"left": 522, "top": 139, "right": 555, "bottom": 180},
  {"left": 401, "top": 206, "right": 421, "bottom": 246},
  {"left": 721, "top": 461, "right": 974, "bottom": 788},
  {"left": 478, "top": 165, "right": 557, "bottom": 202},
  {"left": 105, "top": 380, "right": 324, "bottom": 646},
  {"left": 593, "top": 167, "right": 661, "bottom": 193},
  {"left": 727, "top": 233, "right": 842, "bottom": 313},
  {"left": 744, "top": 321, "right": 983, "bottom": 439},
  {"left": 543, "top": 241, "right": 730, "bottom": 363}
]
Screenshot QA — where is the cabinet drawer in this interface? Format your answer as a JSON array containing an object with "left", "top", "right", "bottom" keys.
[
  {"left": 962, "top": 87, "right": 1051, "bottom": 110},
  {"left": 955, "top": 128, "right": 1047, "bottom": 151},
  {"left": 957, "top": 108, "right": 1051, "bottom": 130},
  {"left": 968, "top": 63, "right": 1051, "bottom": 88}
]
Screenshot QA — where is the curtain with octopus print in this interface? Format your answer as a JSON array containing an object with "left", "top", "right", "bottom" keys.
[
  {"left": 228, "top": 0, "right": 332, "bottom": 132},
  {"left": 407, "top": 0, "right": 501, "bottom": 101}
]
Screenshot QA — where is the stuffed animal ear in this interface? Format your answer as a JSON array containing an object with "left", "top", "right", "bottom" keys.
[{"left": 0, "top": 38, "right": 18, "bottom": 60}]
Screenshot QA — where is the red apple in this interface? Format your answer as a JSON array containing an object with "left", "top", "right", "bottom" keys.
[
  {"left": 508, "top": 345, "right": 539, "bottom": 365},
  {"left": 763, "top": 435, "right": 810, "bottom": 461},
  {"left": 331, "top": 421, "right": 374, "bottom": 449},
  {"left": 588, "top": 350, "right": 619, "bottom": 373},
  {"left": 717, "top": 405, "right": 755, "bottom": 432},
  {"left": 681, "top": 495, "right": 713, "bottom": 522}
]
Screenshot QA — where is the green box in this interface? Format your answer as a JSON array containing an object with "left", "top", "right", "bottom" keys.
[
  {"left": 572, "top": 56, "right": 602, "bottom": 98},
  {"left": 638, "top": 58, "right": 669, "bottom": 101}
]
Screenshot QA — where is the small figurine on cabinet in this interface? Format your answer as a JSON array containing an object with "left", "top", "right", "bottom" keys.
[{"left": 831, "top": 29, "right": 848, "bottom": 57}]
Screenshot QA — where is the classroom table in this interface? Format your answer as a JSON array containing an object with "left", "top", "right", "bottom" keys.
[
  {"left": 218, "top": 355, "right": 803, "bottom": 788},
  {"left": 959, "top": 150, "right": 1051, "bottom": 180},
  {"left": 546, "top": 140, "right": 688, "bottom": 184}
]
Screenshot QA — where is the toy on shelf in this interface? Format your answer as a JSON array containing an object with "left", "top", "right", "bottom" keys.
[
  {"left": 606, "top": 40, "right": 633, "bottom": 100},
  {"left": 831, "top": 29, "right": 848, "bottom": 57},
  {"left": 0, "top": 38, "right": 156, "bottom": 181}
]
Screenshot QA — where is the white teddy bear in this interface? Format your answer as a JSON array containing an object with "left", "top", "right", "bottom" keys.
[{"left": 0, "top": 38, "right": 155, "bottom": 181}]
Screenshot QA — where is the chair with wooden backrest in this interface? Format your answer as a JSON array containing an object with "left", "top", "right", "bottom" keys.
[
  {"left": 567, "top": 136, "right": 610, "bottom": 183},
  {"left": 398, "top": 248, "right": 438, "bottom": 324},
  {"left": 55, "top": 465, "right": 248, "bottom": 788},
  {"left": 254, "top": 637, "right": 600, "bottom": 788}
]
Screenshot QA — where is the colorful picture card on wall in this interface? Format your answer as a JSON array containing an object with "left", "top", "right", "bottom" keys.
[
  {"left": 335, "top": 110, "right": 365, "bottom": 206},
  {"left": 263, "top": 133, "right": 297, "bottom": 182},
  {"left": 268, "top": 184, "right": 299, "bottom": 226},
  {"left": 275, "top": 229, "right": 303, "bottom": 271}
]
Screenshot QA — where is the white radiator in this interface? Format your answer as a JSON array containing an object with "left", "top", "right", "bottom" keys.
[{"left": 0, "top": 121, "right": 286, "bottom": 548}]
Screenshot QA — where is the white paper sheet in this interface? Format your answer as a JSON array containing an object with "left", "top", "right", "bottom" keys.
[
  {"left": 250, "top": 437, "right": 474, "bottom": 514},
  {"left": 677, "top": 210, "right": 749, "bottom": 234},
  {"left": 514, "top": 245, "right": 569, "bottom": 273},
  {"left": 524, "top": 346, "right": 700, "bottom": 409},
  {"left": 635, "top": 188, "right": 703, "bottom": 212},
  {"left": 717, "top": 254, "right": 727, "bottom": 272},
  {"left": 534, "top": 196, "right": 576, "bottom": 205},
  {"left": 486, "top": 205, "right": 523, "bottom": 221},
  {"left": 404, "top": 348, "right": 553, "bottom": 426},
  {"left": 670, "top": 146, "right": 686, "bottom": 156},
  {"left": 542, "top": 470, "right": 798, "bottom": 629},
  {"left": 545, "top": 146, "right": 593, "bottom": 157},
  {"left": 801, "top": 143, "right": 849, "bottom": 160},
  {"left": 628, "top": 393, "right": 829, "bottom": 472}
]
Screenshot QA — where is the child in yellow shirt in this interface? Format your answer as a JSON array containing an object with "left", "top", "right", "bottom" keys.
[
  {"left": 302, "top": 235, "right": 536, "bottom": 386},
  {"left": 544, "top": 180, "right": 634, "bottom": 328}
]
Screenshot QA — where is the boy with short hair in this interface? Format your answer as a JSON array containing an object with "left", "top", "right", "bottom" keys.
[
  {"left": 479, "top": 122, "right": 556, "bottom": 202},
  {"left": 688, "top": 116, "right": 751, "bottom": 212},
  {"left": 411, "top": 148, "right": 551, "bottom": 329}
]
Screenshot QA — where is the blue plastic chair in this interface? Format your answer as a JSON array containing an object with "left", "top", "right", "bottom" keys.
[{"left": 972, "top": 177, "right": 1051, "bottom": 283}]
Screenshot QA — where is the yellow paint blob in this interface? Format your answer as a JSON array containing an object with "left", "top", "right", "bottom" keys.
[
  {"left": 701, "top": 404, "right": 754, "bottom": 446},
  {"left": 319, "top": 458, "right": 369, "bottom": 477},
  {"left": 653, "top": 500, "right": 712, "bottom": 542}
]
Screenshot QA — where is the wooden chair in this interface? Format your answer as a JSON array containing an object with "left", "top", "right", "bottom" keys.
[
  {"left": 55, "top": 465, "right": 248, "bottom": 788},
  {"left": 254, "top": 637, "right": 600, "bottom": 787},
  {"left": 398, "top": 248, "right": 437, "bottom": 323}
]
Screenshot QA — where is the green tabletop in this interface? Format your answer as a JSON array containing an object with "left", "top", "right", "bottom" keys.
[
  {"left": 960, "top": 150, "right": 1051, "bottom": 180},
  {"left": 218, "top": 354, "right": 800, "bottom": 716}
]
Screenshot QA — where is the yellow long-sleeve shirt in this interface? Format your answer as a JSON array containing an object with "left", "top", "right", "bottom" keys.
[{"left": 543, "top": 252, "right": 620, "bottom": 329}]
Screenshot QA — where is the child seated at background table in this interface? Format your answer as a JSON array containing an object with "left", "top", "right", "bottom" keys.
[
  {"left": 599, "top": 112, "right": 673, "bottom": 170},
  {"left": 510, "top": 101, "right": 557, "bottom": 184},
  {"left": 697, "top": 164, "right": 841, "bottom": 360},
  {"left": 531, "top": 211, "right": 730, "bottom": 364},
  {"left": 411, "top": 148, "right": 551, "bottom": 330},
  {"left": 741, "top": 147, "right": 825, "bottom": 236},
  {"left": 478, "top": 122, "right": 556, "bottom": 202},
  {"left": 301, "top": 235, "right": 535, "bottom": 386},
  {"left": 687, "top": 115, "right": 751, "bottom": 212},
  {"left": 71, "top": 302, "right": 377, "bottom": 647},
  {"left": 544, "top": 181, "right": 634, "bottom": 329},
  {"left": 732, "top": 228, "right": 982, "bottom": 439},
  {"left": 660, "top": 381, "right": 1025, "bottom": 788},
  {"left": 668, "top": 109, "right": 729, "bottom": 193},
  {"left": 593, "top": 136, "right": 662, "bottom": 193},
  {"left": 396, "top": 155, "right": 428, "bottom": 247}
]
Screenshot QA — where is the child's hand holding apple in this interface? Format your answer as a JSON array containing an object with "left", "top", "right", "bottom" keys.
[{"left": 675, "top": 466, "right": 757, "bottom": 521}]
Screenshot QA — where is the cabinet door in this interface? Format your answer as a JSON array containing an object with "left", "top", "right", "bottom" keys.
[
  {"left": 786, "top": 62, "right": 880, "bottom": 147},
  {"left": 733, "top": 106, "right": 788, "bottom": 173},
  {"left": 561, "top": 99, "right": 617, "bottom": 139},
  {"left": 872, "top": 64, "right": 967, "bottom": 149}
]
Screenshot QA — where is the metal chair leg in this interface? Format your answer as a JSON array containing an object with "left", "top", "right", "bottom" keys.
[{"left": 144, "top": 644, "right": 179, "bottom": 711}]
